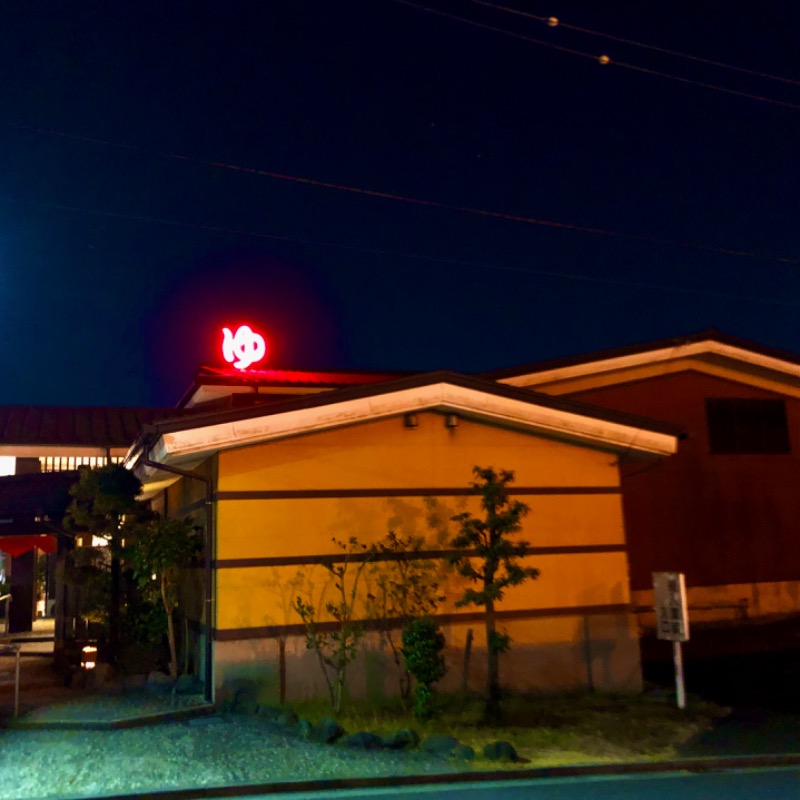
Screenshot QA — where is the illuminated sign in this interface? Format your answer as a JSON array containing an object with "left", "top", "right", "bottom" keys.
[{"left": 222, "top": 325, "right": 267, "bottom": 370}]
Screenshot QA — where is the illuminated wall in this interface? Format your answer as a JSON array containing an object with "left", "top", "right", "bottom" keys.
[{"left": 194, "top": 410, "right": 642, "bottom": 703}]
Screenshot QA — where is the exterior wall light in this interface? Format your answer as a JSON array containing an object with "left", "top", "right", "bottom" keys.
[
  {"left": 445, "top": 414, "right": 459, "bottom": 429},
  {"left": 404, "top": 413, "right": 419, "bottom": 428}
]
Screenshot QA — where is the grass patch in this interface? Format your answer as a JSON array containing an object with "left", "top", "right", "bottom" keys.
[{"left": 288, "top": 690, "right": 728, "bottom": 767}]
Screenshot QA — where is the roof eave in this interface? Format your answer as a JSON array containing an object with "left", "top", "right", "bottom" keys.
[
  {"left": 135, "top": 381, "right": 677, "bottom": 485},
  {"left": 493, "top": 334, "right": 800, "bottom": 388}
]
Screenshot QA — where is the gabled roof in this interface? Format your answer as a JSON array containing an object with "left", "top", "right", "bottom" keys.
[
  {"left": 484, "top": 329, "right": 800, "bottom": 391},
  {"left": 178, "top": 365, "right": 412, "bottom": 408},
  {"left": 131, "top": 371, "right": 682, "bottom": 489}
]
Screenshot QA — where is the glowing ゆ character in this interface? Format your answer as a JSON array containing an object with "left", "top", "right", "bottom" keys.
[{"left": 222, "top": 325, "right": 267, "bottom": 370}]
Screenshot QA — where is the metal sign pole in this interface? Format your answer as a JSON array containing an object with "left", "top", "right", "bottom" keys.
[{"left": 673, "top": 640, "right": 686, "bottom": 710}]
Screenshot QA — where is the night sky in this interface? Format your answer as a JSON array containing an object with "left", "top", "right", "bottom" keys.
[{"left": 4, "top": 1, "right": 800, "bottom": 407}]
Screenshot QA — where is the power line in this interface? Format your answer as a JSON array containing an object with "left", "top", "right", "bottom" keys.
[
  {"left": 466, "top": 0, "right": 800, "bottom": 88},
  {"left": 390, "top": 0, "right": 800, "bottom": 112},
  {"left": 3, "top": 192, "right": 800, "bottom": 309},
  {"left": 9, "top": 123, "right": 800, "bottom": 268}
]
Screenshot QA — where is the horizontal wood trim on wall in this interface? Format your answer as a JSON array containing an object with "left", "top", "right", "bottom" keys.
[
  {"left": 214, "top": 544, "right": 626, "bottom": 569},
  {"left": 215, "top": 486, "right": 620, "bottom": 501},
  {"left": 213, "top": 603, "right": 632, "bottom": 642}
]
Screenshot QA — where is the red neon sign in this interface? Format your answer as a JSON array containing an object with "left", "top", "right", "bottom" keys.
[{"left": 222, "top": 325, "right": 267, "bottom": 370}]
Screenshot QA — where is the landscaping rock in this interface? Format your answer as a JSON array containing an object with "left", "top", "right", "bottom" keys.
[
  {"left": 483, "top": 740, "right": 519, "bottom": 761},
  {"left": 145, "top": 671, "right": 172, "bottom": 692},
  {"left": 311, "top": 717, "right": 344, "bottom": 743},
  {"left": 420, "top": 734, "right": 460, "bottom": 756},
  {"left": 174, "top": 674, "right": 204, "bottom": 695},
  {"left": 231, "top": 687, "right": 259, "bottom": 715},
  {"left": 452, "top": 744, "right": 476, "bottom": 761},
  {"left": 295, "top": 719, "right": 313, "bottom": 739},
  {"left": 275, "top": 708, "right": 299, "bottom": 728},
  {"left": 382, "top": 728, "right": 420, "bottom": 749},
  {"left": 340, "top": 731, "right": 383, "bottom": 749}
]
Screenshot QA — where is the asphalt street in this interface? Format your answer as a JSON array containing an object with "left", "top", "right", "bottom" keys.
[{"left": 158, "top": 767, "right": 800, "bottom": 800}]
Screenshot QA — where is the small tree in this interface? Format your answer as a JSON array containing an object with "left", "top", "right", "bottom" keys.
[
  {"left": 450, "top": 466, "right": 539, "bottom": 721},
  {"left": 401, "top": 616, "right": 446, "bottom": 720},
  {"left": 293, "top": 536, "right": 374, "bottom": 714},
  {"left": 368, "top": 531, "right": 444, "bottom": 701},
  {"left": 64, "top": 465, "right": 150, "bottom": 655},
  {"left": 129, "top": 516, "right": 203, "bottom": 679}
]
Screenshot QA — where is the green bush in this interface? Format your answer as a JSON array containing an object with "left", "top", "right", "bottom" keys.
[{"left": 402, "top": 617, "right": 446, "bottom": 720}]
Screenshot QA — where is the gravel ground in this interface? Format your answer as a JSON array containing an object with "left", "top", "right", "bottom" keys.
[
  {"left": 0, "top": 705, "right": 468, "bottom": 800},
  {"left": 0, "top": 658, "right": 468, "bottom": 799}
]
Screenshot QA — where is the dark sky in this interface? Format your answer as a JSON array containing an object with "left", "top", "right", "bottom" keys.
[{"left": 3, "top": 1, "right": 800, "bottom": 407}]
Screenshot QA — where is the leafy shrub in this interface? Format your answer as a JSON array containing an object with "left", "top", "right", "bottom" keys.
[{"left": 402, "top": 617, "right": 446, "bottom": 720}]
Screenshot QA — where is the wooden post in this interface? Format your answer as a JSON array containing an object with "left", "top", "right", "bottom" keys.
[
  {"left": 279, "top": 637, "right": 286, "bottom": 705},
  {"left": 673, "top": 640, "right": 686, "bottom": 710},
  {"left": 461, "top": 628, "right": 473, "bottom": 693},
  {"left": 583, "top": 615, "right": 594, "bottom": 692},
  {"left": 13, "top": 646, "right": 20, "bottom": 718}
]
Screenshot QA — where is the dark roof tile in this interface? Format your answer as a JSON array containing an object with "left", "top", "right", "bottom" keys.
[{"left": 0, "top": 407, "right": 186, "bottom": 447}]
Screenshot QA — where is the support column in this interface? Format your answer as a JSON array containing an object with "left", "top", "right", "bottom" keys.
[{"left": 8, "top": 550, "right": 35, "bottom": 633}]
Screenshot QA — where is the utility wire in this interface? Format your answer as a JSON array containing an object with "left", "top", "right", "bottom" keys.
[
  {"left": 9, "top": 123, "right": 800, "bottom": 267},
  {"left": 3, "top": 192, "right": 800, "bottom": 309},
  {"left": 467, "top": 0, "right": 800, "bottom": 88},
  {"left": 390, "top": 0, "right": 800, "bottom": 112}
]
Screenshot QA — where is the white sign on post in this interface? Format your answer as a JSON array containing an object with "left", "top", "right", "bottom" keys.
[
  {"left": 652, "top": 571, "right": 689, "bottom": 710},
  {"left": 653, "top": 571, "right": 689, "bottom": 642}
]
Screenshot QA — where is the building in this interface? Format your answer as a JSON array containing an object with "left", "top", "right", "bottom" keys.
[
  {"left": 489, "top": 330, "right": 800, "bottom": 629},
  {"left": 9, "top": 326, "right": 799, "bottom": 704},
  {"left": 0, "top": 406, "right": 182, "bottom": 641},
  {"left": 127, "top": 368, "right": 678, "bottom": 702}
]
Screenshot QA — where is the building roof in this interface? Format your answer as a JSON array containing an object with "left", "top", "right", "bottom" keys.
[
  {"left": 178, "top": 365, "right": 412, "bottom": 409},
  {"left": 131, "top": 371, "right": 683, "bottom": 492},
  {"left": 481, "top": 328, "right": 800, "bottom": 383},
  {"left": 147, "top": 370, "right": 684, "bottom": 437},
  {"left": 0, "top": 406, "right": 182, "bottom": 448},
  {"left": 483, "top": 329, "right": 800, "bottom": 390}
]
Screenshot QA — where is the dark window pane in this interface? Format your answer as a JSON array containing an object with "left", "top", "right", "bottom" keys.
[{"left": 706, "top": 398, "right": 790, "bottom": 454}]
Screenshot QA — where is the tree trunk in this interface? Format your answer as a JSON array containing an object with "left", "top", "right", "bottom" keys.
[
  {"left": 333, "top": 671, "right": 344, "bottom": 715},
  {"left": 109, "top": 545, "right": 120, "bottom": 662},
  {"left": 161, "top": 574, "right": 178, "bottom": 679},
  {"left": 183, "top": 615, "right": 190, "bottom": 675},
  {"left": 484, "top": 597, "right": 502, "bottom": 721}
]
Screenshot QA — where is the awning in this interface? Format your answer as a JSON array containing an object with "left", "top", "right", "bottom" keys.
[{"left": 0, "top": 534, "right": 57, "bottom": 557}]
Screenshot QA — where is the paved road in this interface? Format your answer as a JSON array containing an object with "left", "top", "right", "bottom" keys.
[{"left": 197, "top": 767, "right": 799, "bottom": 800}]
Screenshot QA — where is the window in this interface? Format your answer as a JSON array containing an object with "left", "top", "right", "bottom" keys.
[
  {"left": 39, "top": 456, "right": 123, "bottom": 473},
  {"left": 705, "top": 398, "right": 790, "bottom": 454}
]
